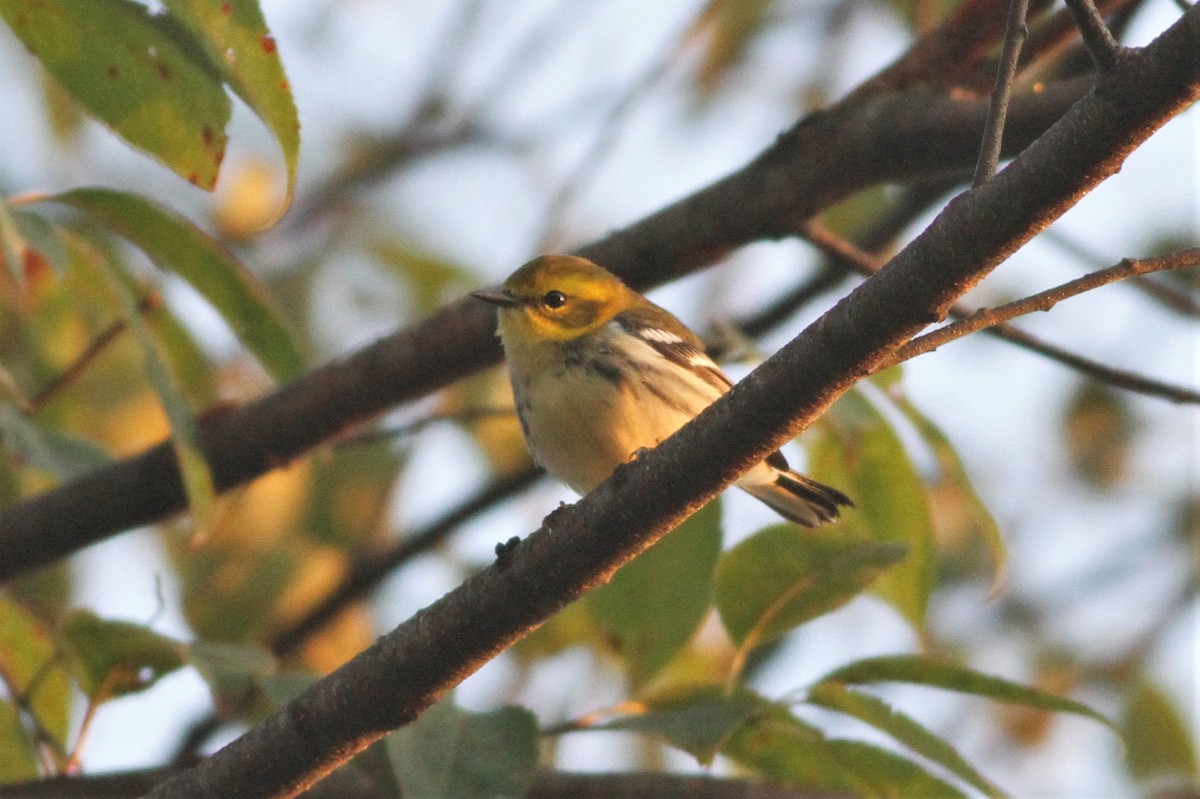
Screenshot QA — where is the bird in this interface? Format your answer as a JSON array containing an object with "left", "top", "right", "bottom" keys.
[{"left": 471, "top": 254, "right": 851, "bottom": 526}]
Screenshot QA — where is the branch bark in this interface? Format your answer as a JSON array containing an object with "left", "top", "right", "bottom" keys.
[
  {"left": 801, "top": 223, "right": 1200, "bottom": 403},
  {"left": 133, "top": 8, "right": 1200, "bottom": 797},
  {"left": 0, "top": 76, "right": 1091, "bottom": 583},
  {"left": 0, "top": 770, "right": 850, "bottom": 799},
  {"left": 889, "top": 248, "right": 1200, "bottom": 366}
]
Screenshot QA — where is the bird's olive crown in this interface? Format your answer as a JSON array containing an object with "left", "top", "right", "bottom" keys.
[{"left": 499, "top": 255, "right": 634, "bottom": 338}]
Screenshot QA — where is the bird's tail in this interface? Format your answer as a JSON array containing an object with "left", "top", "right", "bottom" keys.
[{"left": 742, "top": 469, "right": 853, "bottom": 527}]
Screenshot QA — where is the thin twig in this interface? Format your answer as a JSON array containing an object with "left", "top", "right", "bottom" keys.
[
  {"left": 331, "top": 407, "right": 517, "bottom": 451},
  {"left": 974, "top": 0, "right": 1032, "bottom": 185},
  {"left": 1042, "top": 226, "right": 1200, "bottom": 318},
  {"left": 1063, "top": 0, "right": 1123, "bottom": 70},
  {"left": 889, "top": 248, "right": 1200, "bottom": 365},
  {"left": 26, "top": 294, "right": 158, "bottom": 415},
  {"left": 800, "top": 222, "right": 1200, "bottom": 404}
]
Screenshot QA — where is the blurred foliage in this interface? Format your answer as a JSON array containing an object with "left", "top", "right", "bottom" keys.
[{"left": 0, "top": 0, "right": 1196, "bottom": 797}]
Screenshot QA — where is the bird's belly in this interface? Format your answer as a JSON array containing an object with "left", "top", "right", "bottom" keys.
[{"left": 516, "top": 368, "right": 700, "bottom": 495}]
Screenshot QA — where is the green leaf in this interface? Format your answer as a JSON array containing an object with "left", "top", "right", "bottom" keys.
[
  {"left": 883, "top": 372, "right": 1007, "bottom": 593},
  {"left": 823, "top": 739, "right": 971, "bottom": 799},
  {"left": 723, "top": 703, "right": 849, "bottom": 786},
  {"left": 0, "top": 405, "right": 110, "bottom": 480},
  {"left": 587, "top": 499, "right": 723, "bottom": 686},
  {"left": 588, "top": 685, "right": 767, "bottom": 765},
  {"left": 715, "top": 525, "right": 905, "bottom": 648},
  {"left": 187, "top": 640, "right": 275, "bottom": 712},
  {"left": 53, "top": 188, "right": 304, "bottom": 381},
  {"left": 72, "top": 231, "right": 215, "bottom": 536},
  {"left": 61, "top": 609, "right": 184, "bottom": 703},
  {"left": 0, "top": 596, "right": 72, "bottom": 749},
  {"left": 160, "top": 0, "right": 300, "bottom": 214},
  {"left": 819, "top": 655, "right": 1115, "bottom": 730},
  {"left": 807, "top": 682, "right": 1007, "bottom": 798},
  {"left": 1123, "top": 678, "right": 1198, "bottom": 782},
  {"left": 810, "top": 388, "right": 935, "bottom": 629},
  {"left": 0, "top": 0, "right": 230, "bottom": 189},
  {"left": 386, "top": 699, "right": 538, "bottom": 799},
  {"left": 723, "top": 701, "right": 969, "bottom": 797},
  {"left": 0, "top": 700, "right": 39, "bottom": 782}
]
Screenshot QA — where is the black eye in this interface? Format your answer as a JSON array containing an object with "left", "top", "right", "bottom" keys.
[{"left": 542, "top": 290, "right": 567, "bottom": 309}]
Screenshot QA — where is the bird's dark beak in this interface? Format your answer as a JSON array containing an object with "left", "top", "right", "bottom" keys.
[{"left": 471, "top": 287, "right": 520, "bottom": 308}]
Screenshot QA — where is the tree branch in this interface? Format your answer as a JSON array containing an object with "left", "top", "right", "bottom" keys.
[
  {"left": 801, "top": 224, "right": 1200, "bottom": 403},
  {"left": 270, "top": 465, "right": 542, "bottom": 657},
  {"left": 0, "top": 76, "right": 1093, "bottom": 583},
  {"left": 132, "top": 9, "right": 1200, "bottom": 797},
  {"left": 0, "top": 770, "right": 850, "bottom": 799},
  {"left": 973, "top": 0, "right": 1031, "bottom": 185},
  {"left": 888, "top": 248, "right": 1200, "bottom": 367},
  {"left": 1064, "top": 0, "right": 1124, "bottom": 70}
]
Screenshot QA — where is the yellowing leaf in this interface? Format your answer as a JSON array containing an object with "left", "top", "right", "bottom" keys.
[
  {"left": 53, "top": 188, "right": 304, "bottom": 381},
  {"left": 715, "top": 525, "right": 905, "bottom": 649},
  {"left": 0, "top": 0, "right": 230, "bottom": 188},
  {"left": 161, "top": 0, "right": 300, "bottom": 219},
  {"left": 0, "top": 596, "right": 72, "bottom": 749},
  {"left": 61, "top": 609, "right": 184, "bottom": 703},
  {"left": 1123, "top": 678, "right": 1199, "bottom": 783},
  {"left": 810, "top": 389, "right": 935, "bottom": 629},
  {"left": 0, "top": 700, "right": 38, "bottom": 782}
]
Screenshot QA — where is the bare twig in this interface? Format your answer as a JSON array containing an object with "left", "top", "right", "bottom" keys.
[
  {"left": 888, "top": 248, "right": 1200, "bottom": 376},
  {"left": 25, "top": 294, "right": 158, "bottom": 415},
  {"left": 974, "top": 0, "right": 1032, "bottom": 185},
  {"left": 1064, "top": 0, "right": 1124, "bottom": 70},
  {"left": 1128, "top": 273, "right": 1200, "bottom": 318},
  {"left": 1043, "top": 226, "right": 1200, "bottom": 318},
  {"left": 959, "top": 0, "right": 1141, "bottom": 90},
  {"left": 801, "top": 224, "right": 1200, "bottom": 404},
  {"left": 330, "top": 407, "right": 516, "bottom": 451}
]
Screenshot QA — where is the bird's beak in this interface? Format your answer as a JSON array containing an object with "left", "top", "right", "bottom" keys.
[{"left": 471, "top": 287, "right": 521, "bottom": 308}]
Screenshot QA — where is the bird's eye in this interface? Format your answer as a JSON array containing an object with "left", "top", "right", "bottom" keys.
[{"left": 542, "top": 290, "right": 567, "bottom": 309}]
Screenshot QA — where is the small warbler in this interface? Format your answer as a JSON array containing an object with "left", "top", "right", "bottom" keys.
[{"left": 472, "top": 255, "right": 851, "bottom": 526}]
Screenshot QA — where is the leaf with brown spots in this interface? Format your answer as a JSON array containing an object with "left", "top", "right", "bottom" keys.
[{"left": 0, "top": 0, "right": 231, "bottom": 189}]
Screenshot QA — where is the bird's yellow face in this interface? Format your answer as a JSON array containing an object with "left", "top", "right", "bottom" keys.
[{"left": 476, "top": 255, "right": 631, "bottom": 343}]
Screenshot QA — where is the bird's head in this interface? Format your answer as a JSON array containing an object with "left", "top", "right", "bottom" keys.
[{"left": 472, "top": 255, "right": 633, "bottom": 342}]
